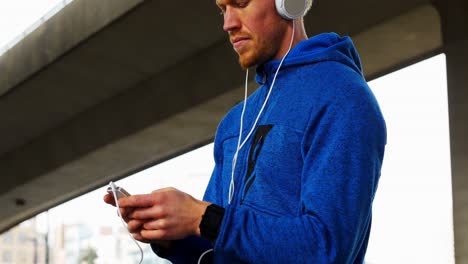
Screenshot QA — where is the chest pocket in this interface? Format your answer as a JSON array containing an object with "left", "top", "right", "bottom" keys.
[{"left": 241, "top": 124, "right": 303, "bottom": 217}]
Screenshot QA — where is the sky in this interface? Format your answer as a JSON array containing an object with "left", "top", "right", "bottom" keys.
[
  {"left": 365, "top": 54, "right": 453, "bottom": 264},
  {"left": 1, "top": 1, "right": 455, "bottom": 263},
  {"left": 0, "top": 0, "right": 70, "bottom": 55}
]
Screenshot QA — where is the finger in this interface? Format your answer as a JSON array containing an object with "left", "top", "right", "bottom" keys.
[
  {"left": 128, "top": 219, "right": 145, "bottom": 233},
  {"left": 142, "top": 218, "right": 170, "bottom": 231},
  {"left": 129, "top": 206, "right": 166, "bottom": 220},
  {"left": 140, "top": 229, "right": 169, "bottom": 241},
  {"left": 152, "top": 187, "right": 177, "bottom": 193},
  {"left": 115, "top": 209, "right": 135, "bottom": 223},
  {"left": 116, "top": 209, "right": 129, "bottom": 221},
  {"left": 131, "top": 232, "right": 151, "bottom": 243},
  {"left": 119, "top": 207, "right": 129, "bottom": 217},
  {"left": 118, "top": 193, "right": 160, "bottom": 208},
  {"left": 103, "top": 194, "right": 116, "bottom": 206}
]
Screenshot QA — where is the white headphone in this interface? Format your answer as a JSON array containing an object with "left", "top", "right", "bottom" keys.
[{"left": 275, "top": 0, "right": 309, "bottom": 20}]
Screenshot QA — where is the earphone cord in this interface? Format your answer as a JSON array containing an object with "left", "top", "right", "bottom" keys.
[
  {"left": 198, "top": 248, "right": 214, "bottom": 264},
  {"left": 109, "top": 182, "right": 144, "bottom": 264},
  {"left": 201, "top": 20, "right": 297, "bottom": 264},
  {"left": 228, "top": 22, "right": 296, "bottom": 204},
  {"left": 228, "top": 67, "right": 250, "bottom": 204}
]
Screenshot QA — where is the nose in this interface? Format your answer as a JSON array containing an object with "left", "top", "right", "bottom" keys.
[{"left": 223, "top": 6, "right": 241, "bottom": 32}]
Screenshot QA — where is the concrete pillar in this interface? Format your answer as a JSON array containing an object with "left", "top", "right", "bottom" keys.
[{"left": 437, "top": 0, "right": 468, "bottom": 262}]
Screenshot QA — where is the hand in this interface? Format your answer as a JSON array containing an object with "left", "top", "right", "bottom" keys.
[
  {"left": 103, "top": 193, "right": 134, "bottom": 219},
  {"left": 104, "top": 192, "right": 161, "bottom": 244},
  {"left": 118, "top": 187, "right": 211, "bottom": 241}
]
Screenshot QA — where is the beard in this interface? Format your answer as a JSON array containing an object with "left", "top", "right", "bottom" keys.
[
  {"left": 235, "top": 27, "right": 287, "bottom": 69},
  {"left": 238, "top": 37, "right": 273, "bottom": 69}
]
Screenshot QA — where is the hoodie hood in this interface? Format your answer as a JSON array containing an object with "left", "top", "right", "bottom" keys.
[{"left": 255, "top": 32, "right": 363, "bottom": 85}]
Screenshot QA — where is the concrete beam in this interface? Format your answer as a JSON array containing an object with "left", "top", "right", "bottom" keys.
[
  {"left": 437, "top": 0, "right": 468, "bottom": 261},
  {"left": 0, "top": 0, "right": 144, "bottom": 97},
  {"left": 353, "top": 4, "right": 442, "bottom": 79},
  {"left": 0, "top": 0, "right": 222, "bottom": 159}
]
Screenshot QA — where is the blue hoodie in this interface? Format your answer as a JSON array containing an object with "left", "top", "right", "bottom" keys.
[{"left": 153, "top": 33, "right": 386, "bottom": 263}]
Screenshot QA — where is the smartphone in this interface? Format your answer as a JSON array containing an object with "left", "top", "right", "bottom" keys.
[{"left": 107, "top": 186, "right": 131, "bottom": 200}]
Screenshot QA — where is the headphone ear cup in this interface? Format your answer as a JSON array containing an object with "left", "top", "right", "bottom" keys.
[{"left": 275, "top": 0, "right": 308, "bottom": 20}]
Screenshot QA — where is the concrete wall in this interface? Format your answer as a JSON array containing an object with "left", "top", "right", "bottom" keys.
[{"left": 437, "top": 0, "right": 468, "bottom": 262}]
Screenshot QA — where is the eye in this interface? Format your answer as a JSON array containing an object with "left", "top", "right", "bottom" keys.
[
  {"left": 217, "top": 0, "right": 248, "bottom": 16},
  {"left": 233, "top": 0, "right": 248, "bottom": 8}
]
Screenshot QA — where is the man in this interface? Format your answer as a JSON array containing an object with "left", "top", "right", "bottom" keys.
[{"left": 104, "top": 0, "right": 386, "bottom": 262}]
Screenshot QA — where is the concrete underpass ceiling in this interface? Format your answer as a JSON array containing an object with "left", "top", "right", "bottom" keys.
[{"left": 0, "top": 0, "right": 442, "bottom": 232}]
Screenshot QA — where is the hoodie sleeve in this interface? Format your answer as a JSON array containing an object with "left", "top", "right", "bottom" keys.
[
  {"left": 150, "top": 150, "right": 224, "bottom": 263},
  {"left": 212, "top": 82, "right": 387, "bottom": 263}
]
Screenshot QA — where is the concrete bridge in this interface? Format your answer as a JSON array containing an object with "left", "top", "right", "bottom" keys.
[{"left": 0, "top": 0, "right": 466, "bottom": 261}]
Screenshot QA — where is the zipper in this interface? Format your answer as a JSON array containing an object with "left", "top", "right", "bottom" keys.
[
  {"left": 242, "top": 174, "right": 256, "bottom": 200},
  {"left": 240, "top": 124, "right": 273, "bottom": 204}
]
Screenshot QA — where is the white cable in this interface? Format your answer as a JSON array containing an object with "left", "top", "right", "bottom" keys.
[
  {"left": 229, "top": 68, "right": 250, "bottom": 204},
  {"left": 228, "top": 22, "right": 296, "bottom": 204},
  {"left": 109, "top": 181, "right": 144, "bottom": 264},
  {"left": 198, "top": 248, "right": 214, "bottom": 264}
]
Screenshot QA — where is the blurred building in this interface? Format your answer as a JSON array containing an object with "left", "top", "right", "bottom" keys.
[
  {"left": 0, "top": 219, "right": 46, "bottom": 264},
  {"left": 50, "top": 223, "right": 166, "bottom": 264},
  {"left": 0, "top": 219, "right": 169, "bottom": 264}
]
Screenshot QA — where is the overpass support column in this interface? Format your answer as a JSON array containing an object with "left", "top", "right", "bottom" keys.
[{"left": 437, "top": 0, "right": 468, "bottom": 262}]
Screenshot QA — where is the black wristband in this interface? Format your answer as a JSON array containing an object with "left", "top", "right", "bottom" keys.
[{"left": 199, "top": 204, "right": 225, "bottom": 243}]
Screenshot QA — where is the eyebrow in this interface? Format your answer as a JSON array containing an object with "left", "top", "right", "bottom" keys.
[{"left": 216, "top": 0, "right": 231, "bottom": 7}]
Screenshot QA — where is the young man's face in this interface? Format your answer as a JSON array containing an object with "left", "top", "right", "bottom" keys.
[{"left": 216, "top": 0, "right": 290, "bottom": 69}]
